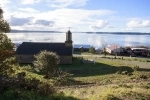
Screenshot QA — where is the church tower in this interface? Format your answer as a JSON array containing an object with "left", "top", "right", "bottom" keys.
[{"left": 65, "top": 29, "right": 73, "bottom": 46}]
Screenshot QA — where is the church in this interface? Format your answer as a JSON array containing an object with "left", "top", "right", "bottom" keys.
[{"left": 16, "top": 30, "right": 73, "bottom": 64}]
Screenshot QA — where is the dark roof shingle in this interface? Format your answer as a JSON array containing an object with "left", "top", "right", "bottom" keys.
[{"left": 16, "top": 42, "right": 72, "bottom": 56}]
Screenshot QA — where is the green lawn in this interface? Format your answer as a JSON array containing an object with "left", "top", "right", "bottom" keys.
[{"left": 57, "top": 56, "right": 150, "bottom": 100}]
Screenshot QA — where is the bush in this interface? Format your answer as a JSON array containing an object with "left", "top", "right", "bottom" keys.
[
  {"left": 21, "top": 72, "right": 56, "bottom": 95},
  {"left": 89, "top": 46, "right": 96, "bottom": 54},
  {"left": 0, "top": 70, "right": 56, "bottom": 96},
  {"left": 133, "top": 65, "right": 139, "bottom": 71},
  {"left": 33, "top": 50, "right": 60, "bottom": 78},
  {"left": 0, "top": 89, "right": 78, "bottom": 100},
  {"left": 54, "top": 69, "right": 72, "bottom": 86},
  {"left": 139, "top": 75, "right": 147, "bottom": 79},
  {"left": 0, "top": 57, "right": 17, "bottom": 76}
]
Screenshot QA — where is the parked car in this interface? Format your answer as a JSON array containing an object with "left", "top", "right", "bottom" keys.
[{"left": 131, "top": 48, "right": 148, "bottom": 56}]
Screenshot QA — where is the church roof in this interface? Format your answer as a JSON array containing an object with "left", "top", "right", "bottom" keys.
[{"left": 16, "top": 42, "right": 72, "bottom": 56}]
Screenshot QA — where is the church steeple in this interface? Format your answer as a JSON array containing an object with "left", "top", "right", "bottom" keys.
[
  {"left": 65, "top": 29, "right": 72, "bottom": 46},
  {"left": 66, "top": 29, "right": 72, "bottom": 42}
]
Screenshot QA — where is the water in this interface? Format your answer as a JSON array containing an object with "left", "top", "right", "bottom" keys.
[{"left": 6, "top": 32, "right": 150, "bottom": 48}]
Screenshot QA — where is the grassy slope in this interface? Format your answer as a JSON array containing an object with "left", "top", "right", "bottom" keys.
[
  {"left": 1, "top": 55, "right": 149, "bottom": 100},
  {"left": 57, "top": 56, "right": 150, "bottom": 100}
]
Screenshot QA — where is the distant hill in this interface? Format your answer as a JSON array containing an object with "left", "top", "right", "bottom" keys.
[
  {"left": 10, "top": 30, "right": 150, "bottom": 35},
  {"left": 10, "top": 30, "right": 62, "bottom": 33},
  {"left": 85, "top": 32, "right": 150, "bottom": 35}
]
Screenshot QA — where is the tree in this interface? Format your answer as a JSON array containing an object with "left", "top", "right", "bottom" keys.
[
  {"left": 89, "top": 46, "right": 96, "bottom": 54},
  {"left": 33, "top": 50, "right": 60, "bottom": 78},
  {"left": 0, "top": 7, "right": 15, "bottom": 75},
  {"left": 0, "top": 7, "right": 12, "bottom": 51},
  {"left": 101, "top": 40, "right": 107, "bottom": 57},
  {"left": 0, "top": 7, "right": 11, "bottom": 33}
]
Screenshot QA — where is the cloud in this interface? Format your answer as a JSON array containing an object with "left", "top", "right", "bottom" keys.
[
  {"left": 0, "top": 0, "right": 11, "bottom": 19},
  {"left": 90, "top": 20, "right": 109, "bottom": 30},
  {"left": 18, "top": 8, "right": 39, "bottom": 13},
  {"left": 18, "top": 0, "right": 89, "bottom": 8},
  {"left": 20, "top": 0, "right": 41, "bottom": 5},
  {"left": 127, "top": 20, "right": 150, "bottom": 28},
  {"left": 35, "top": 20, "right": 55, "bottom": 26},
  {"left": 8, "top": 16, "right": 56, "bottom": 30},
  {"left": 0, "top": 0, "right": 10, "bottom": 7},
  {"left": 1, "top": 0, "right": 116, "bottom": 31},
  {"left": 7, "top": 8, "right": 115, "bottom": 31},
  {"left": 107, "top": 26, "right": 114, "bottom": 28},
  {"left": 9, "top": 16, "right": 33, "bottom": 26},
  {"left": 49, "top": 0, "right": 89, "bottom": 8}
]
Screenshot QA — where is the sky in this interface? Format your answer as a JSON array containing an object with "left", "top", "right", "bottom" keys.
[{"left": 1, "top": 0, "right": 150, "bottom": 32}]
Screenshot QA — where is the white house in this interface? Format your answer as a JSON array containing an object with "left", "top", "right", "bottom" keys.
[{"left": 106, "top": 44, "right": 123, "bottom": 54}]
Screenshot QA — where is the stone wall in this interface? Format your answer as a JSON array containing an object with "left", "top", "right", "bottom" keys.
[
  {"left": 60, "top": 56, "right": 72, "bottom": 64},
  {"left": 16, "top": 55, "right": 72, "bottom": 64},
  {"left": 16, "top": 55, "right": 34, "bottom": 63}
]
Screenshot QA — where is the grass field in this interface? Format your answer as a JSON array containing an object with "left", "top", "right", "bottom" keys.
[
  {"left": 2, "top": 55, "right": 150, "bottom": 100},
  {"left": 56, "top": 56, "right": 150, "bottom": 100}
]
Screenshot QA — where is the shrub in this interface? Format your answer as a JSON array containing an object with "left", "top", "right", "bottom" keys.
[
  {"left": 0, "top": 57, "right": 17, "bottom": 76},
  {"left": 0, "top": 70, "right": 56, "bottom": 96},
  {"left": 33, "top": 50, "right": 60, "bottom": 79},
  {"left": 147, "top": 59, "right": 150, "bottom": 62},
  {"left": 139, "top": 75, "right": 147, "bottom": 79},
  {"left": 116, "top": 66, "right": 133, "bottom": 75},
  {"left": 54, "top": 69, "right": 72, "bottom": 86},
  {"left": 133, "top": 65, "right": 139, "bottom": 71},
  {"left": 89, "top": 46, "right": 96, "bottom": 54}
]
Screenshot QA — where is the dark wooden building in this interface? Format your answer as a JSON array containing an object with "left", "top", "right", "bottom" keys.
[
  {"left": 16, "top": 30, "right": 73, "bottom": 64},
  {"left": 73, "top": 44, "right": 91, "bottom": 53}
]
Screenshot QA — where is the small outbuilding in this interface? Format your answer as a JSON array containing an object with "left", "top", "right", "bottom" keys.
[{"left": 73, "top": 44, "right": 91, "bottom": 53}]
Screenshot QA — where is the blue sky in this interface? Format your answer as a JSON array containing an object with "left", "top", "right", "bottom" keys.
[{"left": 1, "top": 0, "right": 150, "bottom": 32}]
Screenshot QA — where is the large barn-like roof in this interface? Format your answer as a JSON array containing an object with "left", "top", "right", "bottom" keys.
[{"left": 16, "top": 42, "right": 72, "bottom": 56}]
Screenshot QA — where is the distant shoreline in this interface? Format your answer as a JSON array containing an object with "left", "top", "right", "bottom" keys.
[{"left": 10, "top": 30, "right": 150, "bottom": 35}]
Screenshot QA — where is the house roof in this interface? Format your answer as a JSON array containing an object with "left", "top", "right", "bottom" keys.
[
  {"left": 16, "top": 42, "right": 72, "bottom": 56},
  {"left": 107, "top": 44, "right": 121, "bottom": 50},
  {"left": 74, "top": 44, "right": 91, "bottom": 49}
]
